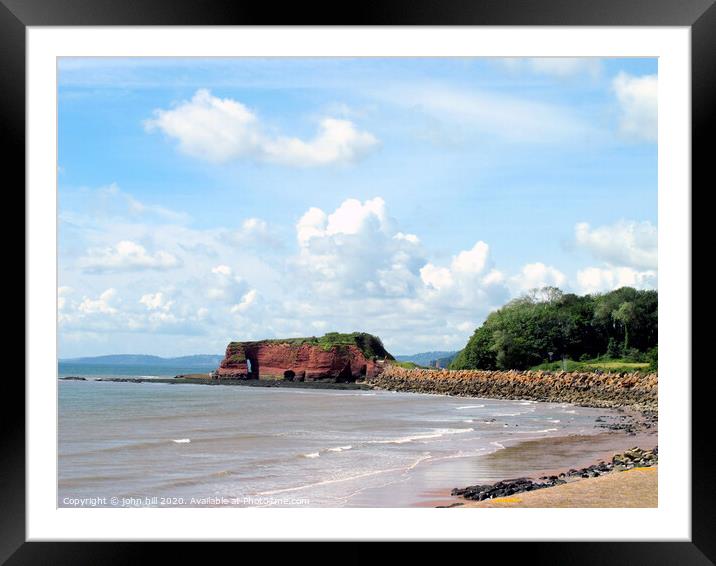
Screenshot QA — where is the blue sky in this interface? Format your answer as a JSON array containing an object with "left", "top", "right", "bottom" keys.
[{"left": 58, "top": 57, "right": 658, "bottom": 357}]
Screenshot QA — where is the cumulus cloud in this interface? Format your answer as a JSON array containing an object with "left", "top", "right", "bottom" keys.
[
  {"left": 612, "top": 72, "right": 657, "bottom": 142},
  {"left": 294, "top": 197, "right": 423, "bottom": 298},
  {"left": 577, "top": 266, "right": 657, "bottom": 294},
  {"left": 62, "top": 189, "right": 660, "bottom": 355},
  {"left": 78, "top": 240, "right": 180, "bottom": 273},
  {"left": 263, "top": 118, "right": 378, "bottom": 167},
  {"left": 78, "top": 289, "right": 119, "bottom": 314},
  {"left": 510, "top": 262, "right": 566, "bottom": 293},
  {"left": 144, "top": 89, "right": 378, "bottom": 166},
  {"left": 139, "top": 291, "right": 173, "bottom": 311},
  {"left": 573, "top": 219, "right": 658, "bottom": 294},
  {"left": 574, "top": 220, "right": 657, "bottom": 271}
]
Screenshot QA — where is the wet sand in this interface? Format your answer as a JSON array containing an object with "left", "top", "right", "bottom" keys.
[
  {"left": 344, "top": 426, "right": 657, "bottom": 507},
  {"left": 460, "top": 466, "right": 657, "bottom": 508}
]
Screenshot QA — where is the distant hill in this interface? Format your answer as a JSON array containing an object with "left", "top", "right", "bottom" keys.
[
  {"left": 395, "top": 351, "right": 459, "bottom": 368},
  {"left": 60, "top": 354, "right": 224, "bottom": 368}
]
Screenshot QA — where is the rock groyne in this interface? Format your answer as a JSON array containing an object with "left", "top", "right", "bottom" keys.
[{"left": 367, "top": 366, "right": 657, "bottom": 411}]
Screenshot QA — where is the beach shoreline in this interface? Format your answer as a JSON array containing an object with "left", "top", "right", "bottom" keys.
[{"left": 416, "top": 421, "right": 658, "bottom": 508}]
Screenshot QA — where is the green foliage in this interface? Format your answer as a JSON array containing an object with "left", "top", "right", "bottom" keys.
[
  {"left": 390, "top": 360, "right": 424, "bottom": 369},
  {"left": 646, "top": 346, "right": 658, "bottom": 372},
  {"left": 227, "top": 353, "right": 246, "bottom": 364},
  {"left": 449, "top": 286, "right": 657, "bottom": 371},
  {"left": 530, "top": 358, "right": 651, "bottom": 373}
]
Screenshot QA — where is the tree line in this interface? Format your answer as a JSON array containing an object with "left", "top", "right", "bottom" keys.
[{"left": 449, "top": 287, "right": 657, "bottom": 371}]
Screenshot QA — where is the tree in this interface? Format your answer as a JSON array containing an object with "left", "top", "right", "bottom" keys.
[
  {"left": 449, "top": 287, "right": 657, "bottom": 371},
  {"left": 612, "top": 301, "right": 636, "bottom": 351}
]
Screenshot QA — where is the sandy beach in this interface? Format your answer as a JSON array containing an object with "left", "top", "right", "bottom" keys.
[
  {"left": 421, "top": 425, "right": 658, "bottom": 508},
  {"left": 460, "top": 466, "right": 657, "bottom": 508}
]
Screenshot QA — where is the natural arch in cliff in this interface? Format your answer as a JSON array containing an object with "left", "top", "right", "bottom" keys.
[
  {"left": 246, "top": 355, "right": 259, "bottom": 379},
  {"left": 336, "top": 364, "right": 353, "bottom": 383}
]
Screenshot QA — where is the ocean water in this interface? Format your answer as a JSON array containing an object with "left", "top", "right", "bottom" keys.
[
  {"left": 58, "top": 362, "right": 210, "bottom": 379},
  {"left": 58, "top": 379, "right": 615, "bottom": 508}
]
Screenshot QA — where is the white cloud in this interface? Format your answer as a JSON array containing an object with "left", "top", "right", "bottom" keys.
[
  {"left": 452, "top": 241, "right": 489, "bottom": 274},
  {"left": 575, "top": 220, "right": 657, "bottom": 270},
  {"left": 573, "top": 219, "right": 658, "bottom": 294},
  {"left": 233, "top": 218, "right": 283, "bottom": 249},
  {"left": 510, "top": 262, "right": 567, "bottom": 293},
  {"left": 211, "top": 265, "right": 232, "bottom": 276},
  {"left": 417, "top": 240, "right": 509, "bottom": 318},
  {"left": 139, "top": 292, "right": 173, "bottom": 311},
  {"left": 577, "top": 266, "right": 657, "bottom": 294},
  {"left": 420, "top": 241, "right": 495, "bottom": 294},
  {"left": 78, "top": 289, "right": 119, "bottom": 314},
  {"left": 230, "top": 289, "right": 258, "bottom": 314},
  {"left": 63, "top": 190, "right": 659, "bottom": 356},
  {"left": 263, "top": 118, "right": 378, "bottom": 167},
  {"left": 78, "top": 240, "right": 180, "bottom": 273},
  {"left": 394, "top": 232, "right": 420, "bottom": 244},
  {"left": 612, "top": 72, "right": 657, "bottom": 142},
  {"left": 420, "top": 263, "right": 454, "bottom": 291},
  {"left": 145, "top": 89, "right": 378, "bottom": 167},
  {"left": 294, "top": 197, "right": 423, "bottom": 298}
]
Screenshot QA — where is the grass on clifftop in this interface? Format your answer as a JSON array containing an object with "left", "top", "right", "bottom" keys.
[
  {"left": 530, "top": 358, "right": 651, "bottom": 373},
  {"left": 229, "top": 332, "right": 394, "bottom": 360}
]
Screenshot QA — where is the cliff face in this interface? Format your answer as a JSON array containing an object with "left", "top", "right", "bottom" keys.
[
  {"left": 368, "top": 366, "right": 658, "bottom": 411},
  {"left": 216, "top": 333, "right": 390, "bottom": 382}
]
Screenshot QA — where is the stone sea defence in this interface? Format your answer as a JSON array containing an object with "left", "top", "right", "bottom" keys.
[
  {"left": 367, "top": 366, "right": 657, "bottom": 411},
  {"left": 215, "top": 332, "right": 392, "bottom": 382}
]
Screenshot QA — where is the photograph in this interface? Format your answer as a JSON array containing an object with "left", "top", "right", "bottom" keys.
[{"left": 56, "top": 56, "right": 659, "bottom": 510}]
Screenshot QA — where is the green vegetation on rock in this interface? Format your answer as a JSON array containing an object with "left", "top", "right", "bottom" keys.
[
  {"left": 231, "top": 332, "right": 394, "bottom": 360},
  {"left": 450, "top": 287, "right": 657, "bottom": 372}
]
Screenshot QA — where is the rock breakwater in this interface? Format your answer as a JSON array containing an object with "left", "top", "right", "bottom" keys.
[{"left": 367, "top": 366, "right": 657, "bottom": 411}]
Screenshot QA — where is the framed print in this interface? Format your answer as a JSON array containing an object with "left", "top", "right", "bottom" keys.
[{"left": 5, "top": 0, "right": 711, "bottom": 561}]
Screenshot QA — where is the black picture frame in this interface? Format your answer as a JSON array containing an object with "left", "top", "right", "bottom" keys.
[{"left": 4, "top": 0, "right": 709, "bottom": 561}]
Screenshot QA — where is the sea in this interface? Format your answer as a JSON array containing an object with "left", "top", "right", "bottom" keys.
[{"left": 58, "top": 365, "right": 620, "bottom": 508}]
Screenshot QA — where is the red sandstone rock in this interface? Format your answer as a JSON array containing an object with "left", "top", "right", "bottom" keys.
[{"left": 216, "top": 340, "right": 381, "bottom": 382}]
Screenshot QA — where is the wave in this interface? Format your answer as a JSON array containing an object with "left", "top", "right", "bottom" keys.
[
  {"left": 257, "top": 453, "right": 433, "bottom": 497},
  {"left": 172, "top": 438, "right": 191, "bottom": 443},
  {"left": 368, "top": 427, "right": 473, "bottom": 445},
  {"left": 327, "top": 445, "right": 353, "bottom": 452},
  {"left": 456, "top": 404, "right": 485, "bottom": 410},
  {"left": 303, "top": 452, "right": 320, "bottom": 459}
]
